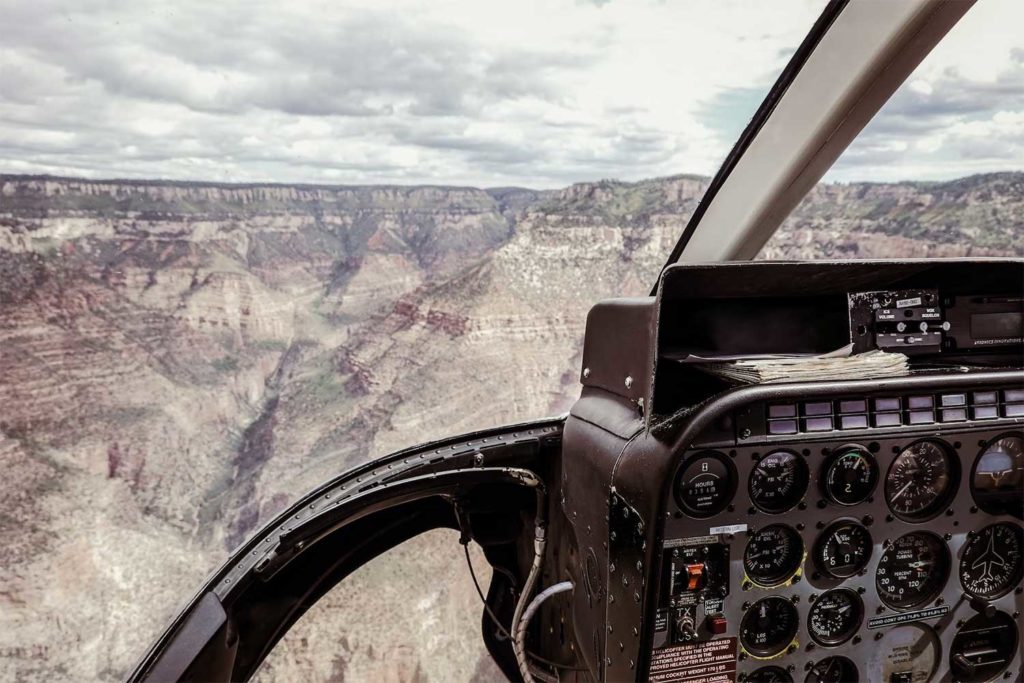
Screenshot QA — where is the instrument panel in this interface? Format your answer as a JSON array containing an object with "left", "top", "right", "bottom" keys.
[{"left": 651, "top": 390, "right": 1023, "bottom": 683}]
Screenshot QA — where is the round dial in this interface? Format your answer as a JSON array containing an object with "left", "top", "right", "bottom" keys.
[
  {"left": 744, "top": 524, "right": 804, "bottom": 587},
  {"left": 804, "top": 657, "right": 858, "bottom": 683},
  {"left": 885, "top": 440, "right": 956, "bottom": 521},
  {"left": 823, "top": 446, "right": 877, "bottom": 506},
  {"left": 749, "top": 450, "right": 809, "bottom": 514},
  {"left": 950, "top": 611, "right": 1019, "bottom": 683},
  {"left": 875, "top": 532, "right": 950, "bottom": 610},
  {"left": 814, "top": 520, "right": 872, "bottom": 579},
  {"left": 972, "top": 434, "right": 1024, "bottom": 517},
  {"left": 747, "top": 665, "right": 793, "bottom": 683},
  {"left": 675, "top": 451, "right": 735, "bottom": 518},
  {"left": 740, "top": 597, "right": 799, "bottom": 658},
  {"left": 959, "top": 522, "right": 1024, "bottom": 600},
  {"left": 807, "top": 589, "right": 863, "bottom": 646},
  {"left": 867, "top": 624, "right": 939, "bottom": 683}
]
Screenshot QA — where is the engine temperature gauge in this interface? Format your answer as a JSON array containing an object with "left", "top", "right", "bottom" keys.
[
  {"left": 823, "top": 446, "right": 877, "bottom": 506},
  {"left": 813, "top": 520, "right": 872, "bottom": 579},
  {"left": 807, "top": 589, "right": 863, "bottom": 646}
]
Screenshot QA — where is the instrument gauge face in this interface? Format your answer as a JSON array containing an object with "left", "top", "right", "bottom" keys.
[
  {"left": 746, "top": 665, "right": 793, "bottom": 683},
  {"left": 744, "top": 524, "right": 804, "bottom": 587},
  {"left": 807, "top": 589, "right": 862, "bottom": 647},
  {"left": 823, "top": 446, "right": 877, "bottom": 506},
  {"left": 971, "top": 433, "right": 1024, "bottom": 518},
  {"left": 803, "top": 656, "right": 858, "bottom": 683},
  {"left": 740, "top": 596, "right": 799, "bottom": 658},
  {"left": 674, "top": 451, "right": 735, "bottom": 518},
  {"left": 875, "top": 531, "right": 950, "bottom": 610},
  {"left": 814, "top": 520, "right": 872, "bottom": 579},
  {"left": 885, "top": 440, "right": 957, "bottom": 521},
  {"left": 959, "top": 522, "right": 1024, "bottom": 600},
  {"left": 749, "top": 450, "right": 809, "bottom": 514}
]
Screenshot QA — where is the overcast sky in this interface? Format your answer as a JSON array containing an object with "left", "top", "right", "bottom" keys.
[{"left": 1, "top": 0, "right": 1021, "bottom": 188}]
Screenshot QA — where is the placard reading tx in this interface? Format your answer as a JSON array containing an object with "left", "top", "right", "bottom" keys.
[{"left": 648, "top": 637, "right": 737, "bottom": 683}]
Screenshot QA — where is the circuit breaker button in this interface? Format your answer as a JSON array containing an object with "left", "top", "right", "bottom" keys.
[{"left": 707, "top": 614, "right": 727, "bottom": 635}]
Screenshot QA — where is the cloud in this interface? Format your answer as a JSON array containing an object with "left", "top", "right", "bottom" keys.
[
  {"left": 827, "top": 0, "right": 1024, "bottom": 182},
  {"left": 0, "top": 0, "right": 1019, "bottom": 187}
]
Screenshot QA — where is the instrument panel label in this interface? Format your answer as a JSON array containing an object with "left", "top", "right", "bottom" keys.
[
  {"left": 866, "top": 605, "right": 949, "bottom": 629},
  {"left": 648, "top": 637, "right": 737, "bottom": 683}
]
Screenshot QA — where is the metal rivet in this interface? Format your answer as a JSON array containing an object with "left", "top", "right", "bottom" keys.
[
  {"left": 583, "top": 367, "right": 590, "bottom": 378},
  {"left": 625, "top": 376, "right": 633, "bottom": 389}
]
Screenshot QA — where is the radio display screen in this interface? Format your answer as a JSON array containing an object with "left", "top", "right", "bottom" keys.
[{"left": 971, "top": 312, "right": 1023, "bottom": 340}]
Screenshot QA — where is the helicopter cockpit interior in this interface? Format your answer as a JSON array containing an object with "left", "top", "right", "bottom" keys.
[{"left": 128, "top": 2, "right": 1023, "bottom": 682}]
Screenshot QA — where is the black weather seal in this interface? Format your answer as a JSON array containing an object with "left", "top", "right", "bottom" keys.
[{"left": 650, "top": 0, "right": 849, "bottom": 294}]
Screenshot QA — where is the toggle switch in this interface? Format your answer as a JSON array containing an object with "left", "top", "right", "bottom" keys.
[{"left": 685, "top": 563, "right": 705, "bottom": 591}]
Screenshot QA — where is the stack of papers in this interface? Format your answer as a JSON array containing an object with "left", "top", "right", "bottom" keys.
[{"left": 696, "top": 348, "right": 909, "bottom": 385}]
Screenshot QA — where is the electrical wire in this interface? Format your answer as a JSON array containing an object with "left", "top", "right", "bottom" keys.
[
  {"left": 463, "top": 543, "right": 511, "bottom": 642},
  {"left": 511, "top": 519, "right": 547, "bottom": 682},
  {"left": 517, "top": 581, "right": 574, "bottom": 647},
  {"left": 462, "top": 543, "right": 584, "bottom": 675}
]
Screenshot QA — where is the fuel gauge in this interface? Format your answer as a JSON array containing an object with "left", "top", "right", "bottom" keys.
[{"left": 740, "top": 597, "right": 799, "bottom": 658}]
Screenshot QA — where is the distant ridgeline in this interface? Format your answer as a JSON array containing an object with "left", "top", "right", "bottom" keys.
[{"left": 2, "top": 171, "right": 1021, "bottom": 259}]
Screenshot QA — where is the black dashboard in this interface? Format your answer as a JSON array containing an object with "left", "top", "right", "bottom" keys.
[{"left": 655, "top": 390, "right": 1021, "bottom": 683}]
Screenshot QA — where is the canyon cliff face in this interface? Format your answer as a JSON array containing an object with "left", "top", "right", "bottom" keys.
[{"left": 0, "top": 172, "right": 1020, "bottom": 682}]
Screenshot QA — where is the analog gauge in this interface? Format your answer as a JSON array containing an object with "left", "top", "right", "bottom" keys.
[
  {"left": 674, "top": 451, "right": 735, "bottom": 518},
  {"left": 875, "top": 531, "right": 950, "bottom": 610},
  {"left": 740, "top": 597, "right": 799, "bottom": 658},
  {"left": 971, "top": 434, "right": 1024, "bottom": 518},
  {"left": 960, "top": 522, "right": 1024, "bottom": 600},
  {"left": 744, "top": 525, "right": 804, "bottom": 587},
  {"left": 747, "top": 665, "right": 793, "bottom": 683},
  {"left": 813, "top": 520, "right": 872, "bottom": 579},
  {"left": 823, "top": 446, "right": 877, "bottom": 506},
  {"left": 807, "top": 589, "right": 863, "bottom": 647},
  {"left": 867, "top": 624, "right": 940, "bottom": 683},
  {"left": 749, "top": 450, "right": 809, "bottom": 514},
  {"left": 885, "top": 440, "right": 957, "bottom": 521},
  {"left": 804, "top": 656, "right": 858, "bottom": 683},
  {"left": 950, "top": 611, "right": 1019, "bottom": 683}
]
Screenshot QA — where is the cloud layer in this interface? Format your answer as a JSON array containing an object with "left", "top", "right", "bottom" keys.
[{"left": 0, "top": 0, "right": 1021, "bottom": 187}]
